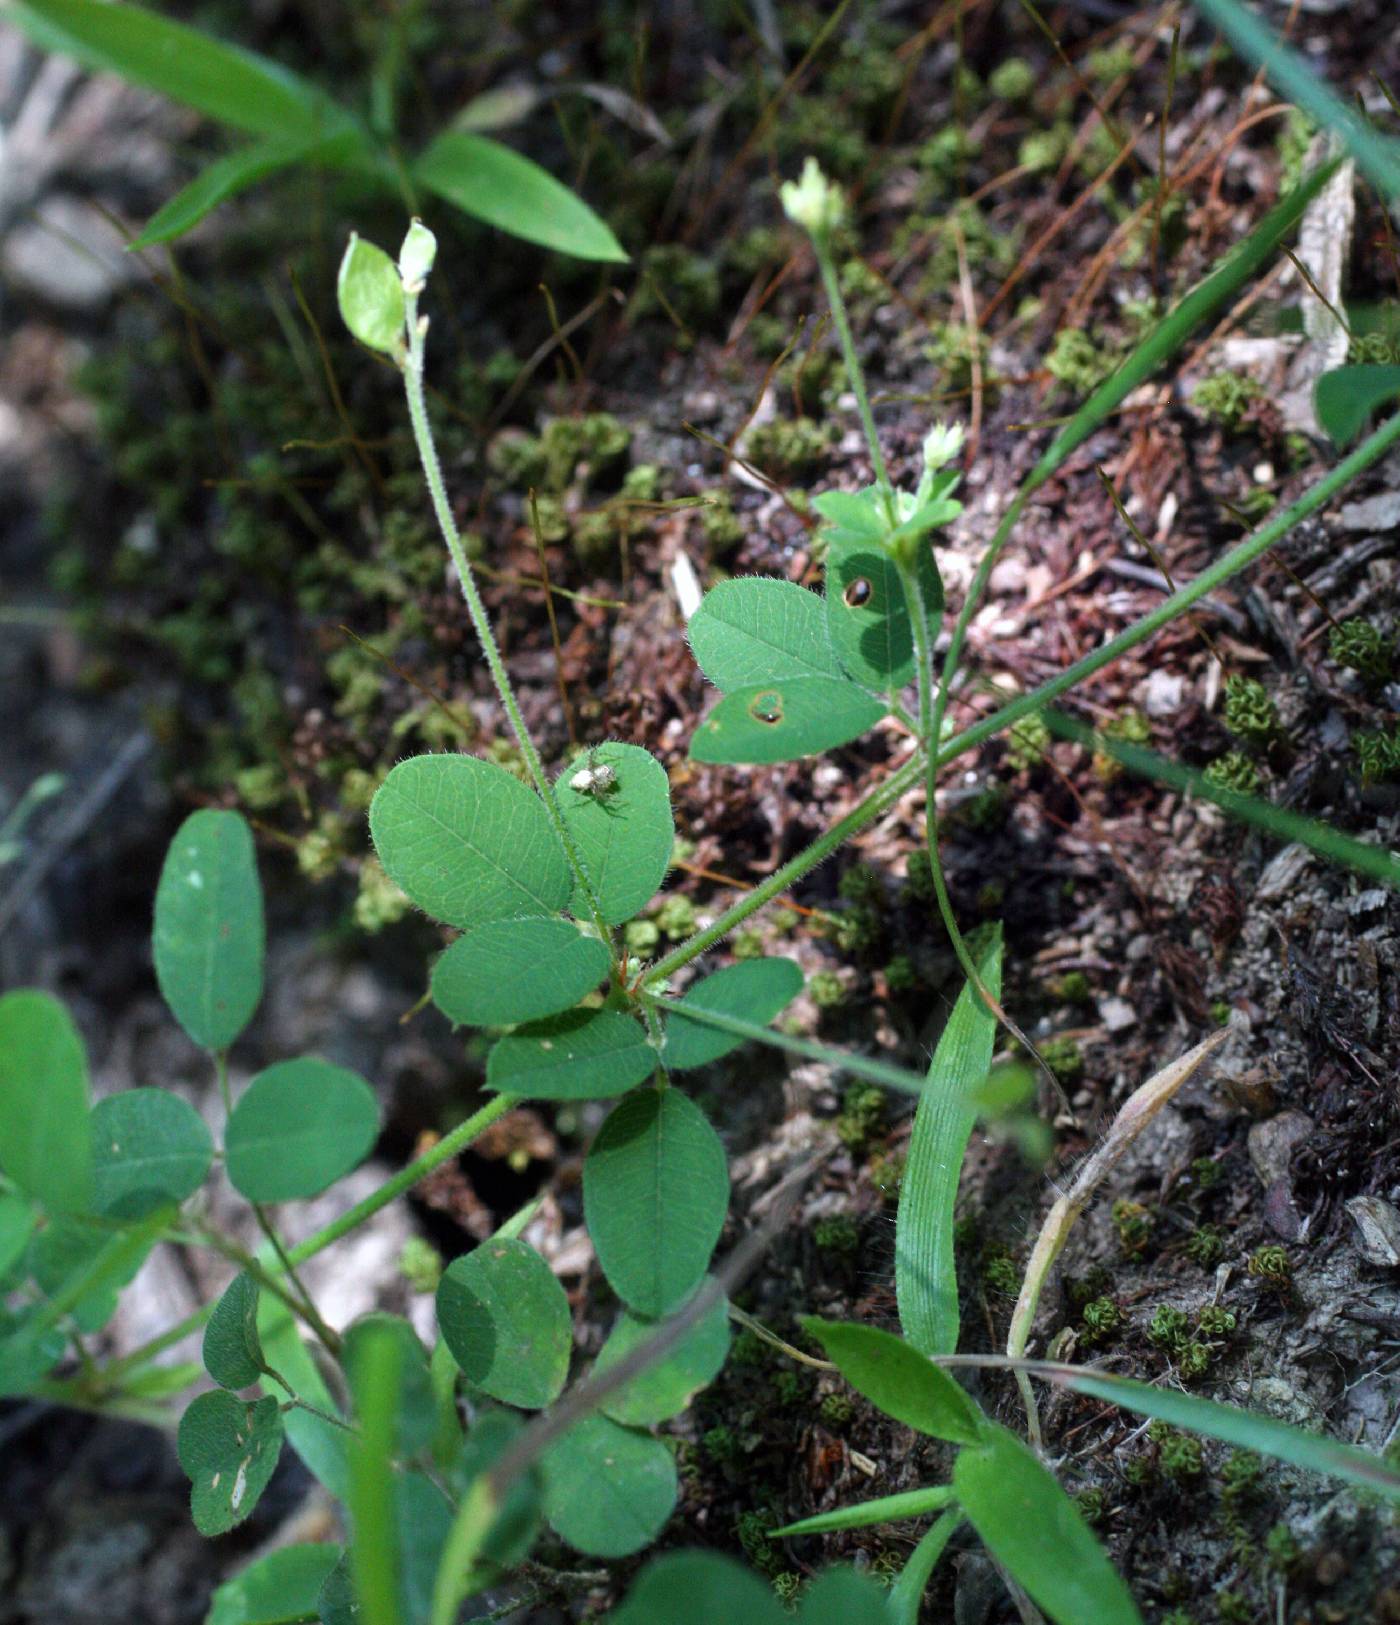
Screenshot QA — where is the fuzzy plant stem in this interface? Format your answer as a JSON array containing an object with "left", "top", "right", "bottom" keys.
[{"left": 399, "top": 292, "right": 611, "bottom": 946}]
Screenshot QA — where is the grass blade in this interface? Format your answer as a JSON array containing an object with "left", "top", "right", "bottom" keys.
[
  {"left": 348, "top": 1321, "right": 406, "bottom": 1625},
  {"left": 895, "top": 926, "right": 1003, "bottom": 1357},
  {"left": 1043, "top": 710, "right": 1400, "bottom": 892},
  {"left": 1193, "top": 0, "right": 1400, "bottom": 199},
  {"left": 771, "top": 1484, "right": 955, "bottom": 1537},
  {"left": 887, "top": 1509, "right": 963, "bottom": 1625}
]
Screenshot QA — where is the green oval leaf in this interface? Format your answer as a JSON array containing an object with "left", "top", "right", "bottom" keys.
[
  {"left": 225, "top": 1057, "right": 380, "bottom": 1202},
  {"left": 596, "top": 1287, "right": 731, "bottom": 1427},
  {"left": 153, "top": 809, "right": 265, "bottom": 1051},
  {"left": 662, "top": 957, "right": 803, "bottom": 1070},
  {"left": 800, "top": 1567, "right": 902, "bottom": 1624},
  {"left": 0, "top": 1192, "right": 36, "bottom": 1283},
  {"left": 0, "top": 989, "right": 91, "bottom": 1213},
  {"left": 584, "top": 1089, "right": 729, "bottom": 1317},
  {"left": 91, "top": 1087, "right": 213, "bottom": 1218},
  {"left": 431, "top": 917, "right": 609, "bottom": 1028},
  {"left": 204, "top": 1273, "right": 265, "bottom": 1391},
  {"left": 369, "top": 754, "right": 572, "bottom": 930},
  {"left": 614, "top": 1552, "right": 785, "bottom": 1625},
  {"left": 207, "top": 1543, "right": 343, "bottom": 1625},
  {"left": 337, "top": 232, "right": 405, "bottom": 355},
  {"left": 413, "top": 130, "right": 627, "bottom": 263},
  {"left": 954, "top": 1423, "right": 1144, "bottom": 1625},
  {"left": 451, "top": 1408, "right": 544, "bottom": 1573},
  {"left": 31, "top": 1214, "right": 155, "bottom": 1333},
  {"left": 687, "top": 578, "right": 843, "bottom": 691},
  {"left": 436, "top": 1237, "right": 571, "bottom": 1409},
  {"left": 1315, "top": 363, "right": 1400, "bottom": 447},
  {"left": 6, "top": 0, "right": 344, "bottom": 138},
  {"left": 346, "top": 1312, "right": 436, "bottom": 1456},
  {"left": 541, "top": 1415, "right": 677, "bottom": 1556},
  {"left": 689, "top": 677, "right": 886, "bottom": 765},
  {"left": 801, "top": 1318, "right": 985, "bottom": 1445},
  {"left": 177, "top": 1390, "right": 284, "bottom": 1536},
  {"left": 824, "top": 533, "right": 943, "bottom": 693},
  {"left": 486, "top": 1008, "right": 655, "bottom": 1101},
  {"left": 557, "top": 743, "right": 674, "bottom": 926}
]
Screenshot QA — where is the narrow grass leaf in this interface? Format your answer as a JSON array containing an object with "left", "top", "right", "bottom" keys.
[
  {"left": 347, "top": 1321, "right": 405, "bottom": 1625},
  {"left": 31, "top": 1213, "right": 156, "bottom": 1333},
  {"left": 369, "top": 754, "right": 572, "bottom": 930},
  {"left": 687, "top": 578, "right": 843, "bottom": 690},
  {"left": 662, "top": 957, "right": 804, "bottom": 1070},
  {"left": 436, "top": 1237, "right": 571, "bottom": 1409},
  {"left": 7, "top": 0, "right": 344, "bottom": 138},
  {"left": 450, "top": 1408, "right": 543, "bottom": 1572},
  {"left": 178, "top": 1390, "right": 284, "bottom": 1537},
  {"left": 225, "top": 1057, "right": 380, "bottom": 1202},
  {"left": 596, "top": 1288, "right": 731, "bottom": 1426},
  {"left": 1315, "top": 364, "right": 1400, "bottom": 446},
  {"left": 953, "top": 1423, "right": 1143, "bottom": 1625},
  {"left": 486, "top": 1008, "right": 655, "bottom": 1101},
  {"left": 430, "top": 917, "right": 609, "bottom": 1028},
  {"left": 346, "top": 1313, "right": 436, "bottom": 1457},
  {"left": 91, "top": 1088, "right": 212, "bottom": 1218},
  {"left": 206, "top": 1543, "right": 342, "bottom": 1625},
  {"left": 896, "top": 925, "right": 1002, "bottom": 1356},
  {"left": 771, "top": 1483, "right": 955, "bottom": 1537},
  {"left": 0, "top": 989, "right": 91, "bottom": 1212},
  {"left": 690, "top": 677, "right": 886, "bottom": 764},
  {"left": 541, "top": 1414, "right": 677, "bottom": 1556},
  {"left": 1030, "top": 1362, "right": 1400, "bottom": 1506},
  {"left": 391, "top": 1473, "right": 453, "bottom": 1625},
  {"left": 413, "top": 130, "right": 627, "bottom": 262},
  {"left": 1192, "top": 0, "right": 1400, "bottom": 198},
  {"left": 888, "top": 1509, "right": 963, "bottom": 1625},
  {"left": 257, "top": 1295, "right": 348, "bottom": 1500},
  {"left": 584, "top": 1089, "right": 729, "bottom": 1317},
  {"left": 203, "top": 1273, "right": 265, "bottom": 1391},
  {"left": 1044, "top": 710, "right": 1400, "bottom": 891},
  {"left": 153, "top": 809, "right": 264, "bottom": 1051},
  {"left": 613, "top": 1552, "right": 785, "bottom": 1625},
  {"left": 802, "top": 1319, "right": 984, "bottom": 1444},
  {"left": 556, "top": 742, "right": 674, "bottom": 925}
]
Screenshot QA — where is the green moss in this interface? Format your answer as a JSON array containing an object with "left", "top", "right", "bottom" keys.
[
  {"left": 636, "top": 243, "right": 721, "bottom": 329},
  {"left": 923, "top": 318, "right": 991, "bottom": 396},
  {"left": 916, "top": 127, "right": 980, "bottom": 201},
  {"left": 1046, "top": 328, "right": 1118, "bottom": 394},
  {"left": 354, "top": 857, "right": 411, "bottom": 933},
  {"left": 1112, "top": 1198, "right": 1154, "bottom": 1255},
  {"left": 487, "top": 428, "right": 547, "bottom": 490},
  {"left": 837, "top": 863, "right": 882, "bottom": 905},
  {"left": 655, "top": 895, "right": 698, "bottom": 940},
  {"left": 1047, "top": 970, "right": 1091, "bottom": 1005},
  {"left": 1329, "top": 618, "right": 1393, "bottom": 683},
  {"left": 1263, "top": 1523, "right": 1302, "bottom": 1576},
  {"left": 832, "top": 903, "right": 882, "bottom": 955},
  {"left": 727, "top": 225, "right": 787, "bottom": 282},
  {"left": 813, "top": 1215, "right": 859, "bottom": 1255},
  {"left": 1222, "top": 676, "right": 1282, "bottom": 752},
  {"left": 904, "top": 848, "right": 935, "bottom": 901},
  {"left": 1185, "top": 1224, "right": 1226, "bottom": 1268},
  {"left": 397, "top": 1236, "right": 443, "bottom": 1294},
  {"left": 1041, "top": 1034, "right": 1085, "bottom": 1086},
  {"left": 701, "top": 491, "right": 746, "bottom": 555},
  {"left": 1005, "top": 711, "right": 1051, "bottom": 771},
  {"left": 819, "top": 1390, "right": 853, "bottom": 1426},
  {"left": 1355, "top": 724, "right": 1400, "bottom": 785},
  {"left": 571, "top": 508, "right": 618, "bottom": 568},
  {"left": 1019, "top": 123, "right": 1072, "bottom": 175},
  {"left": 883, "top": 955, "right": 916, "bottom": 993},
  {"left": 809, "top": 969, "right": 846, "bottom": 1009},
  {"left": 982, "top": 1242, "right": 1021, "bottom": 1296},
  {"left": 868, "top": 1150, "right": 905, "bottom": 1199},
  {"left": 745, "top": 416, "right": 832, "bottom": 482},
  {"left": 1277, "top": 107, "right": 1318, "bottom": 193},
  {"left": 1193, "top": 370, "right": 1266, "bottom": 434},
  {"left": 835, "top": 1083, "right": 885, "bottom": 1149},
  {"left": 1196, "top": 1304, "right": 1236, "bottom": 1340},
  {"left": 1086, "top": 43, "right": 1136, "bottom": 82},
  {"left": 1075, "top": 1486, "right": 1108, "bottom": 1526},
  {"left": 621, "top": 463, "right": 663, "bottom": 503},
  {"left": 624, "top": 918, "right": 661, "bottom": 954},
  {"left": 1248, "top": 1244, "right": 1291, "bottom": 1286},
  {"left": 540, "top": 413, "right": 631, "bottom": 492},
  {"left": 989, "top": 57, "right": 1036, "bottom": 102},
  {"left": 732, "top": 927, "right": 767, "bottom": 961},
  {"left": 1080, "top": 1295, "right": 1123, "bottom": 1346},
  {"left": 1203, "top": 751, "right": 1262, "bottom": 796},
  {"left": 1216, "top": 1592, "right": 1252, "bottom": 1624},
  {"left": 976, "top": 878, "right": 1006, "bottom": 913},
  {"left": 1147, "top": 1305, "right": 1192, "bottom": 1351}
]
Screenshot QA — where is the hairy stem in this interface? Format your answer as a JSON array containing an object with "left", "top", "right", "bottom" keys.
[{"left": 811, "top": 234, "right": 895, "bottom": 521}]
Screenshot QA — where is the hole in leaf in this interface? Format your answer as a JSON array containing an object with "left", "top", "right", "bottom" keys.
[
  {"left": 843, "top": 577, "right": 873, "bottom": 608},
  {"left": 748, "top": 691, "right": 784, "bottom": 724}
]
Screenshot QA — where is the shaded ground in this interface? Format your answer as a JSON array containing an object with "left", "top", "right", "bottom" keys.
[{"left": 1, "top": 1, "right": 1399, "bottom": 1620}]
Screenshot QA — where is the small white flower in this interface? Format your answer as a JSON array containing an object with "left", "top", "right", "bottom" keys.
[
  {"left": 398, "top": 219, "right": 438, "bottom": 291},
  {"left": 780, "top": 158, "right": 845, "bottom": 238},
  {"left": 921, "top": 421, "right": 966, "bottom": 476}
]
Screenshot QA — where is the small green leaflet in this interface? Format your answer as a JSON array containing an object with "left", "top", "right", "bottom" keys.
[
  {"left": 204, "top": 1273, "right": 265, "bottom": 1390},
  {"left": 556, "top": 743, "right": 674, "bottom": 926},
  {"left": 801, "top": 1318, "right": 985, "bottom": 1444},
  {"left": 412, "top": 130, "right": 627, "bottom": 263},
  {"left": 614, "top": 1553, "right": 891, "bottom": 1624},
  {"left": 595, "top": 1288, "right": 732, "bottom": 1427},
  {"left": 896, "top": 924, "right": 1003, "bottom": 1356},
  {"left": 1315, "top": 364, "right": 1400, "bottom": 447},
  {"left": 369, "top": 754, "right": 572, "bottom": 931},
  {"left": 485, "top": 1008, "right": 655, "bottom": 1100},
  {"left": 687, "top": 578, "right": 843, "bottom": 690},
  {"left": 224, "top": 1057, "right": 380, "bottom": 1202},
  {"left": 178, "top": 1390, "right": 285, "bottom": 1536},
  {"left": 0, "top": 989, "right": 92, "bottom": 1212},
  {"left": 689, "top": 677, "right": 886, "bottom": 765},
  {"left": 583, "top": 1089, "right": 729, "bottom": 1317},
  {"left": 451, "top": 1408, "right": 544, "bottom": 1572},
  {"left": 824, "top": 535, "right": 944, "bottom": 694},
  {"left": 541, "top": 1414, "right": 677, "bottom": 1557},
  {"left": 337, "top": 233, "right": 406, "bottom": 354},
  {"left": 90, "top": 1087, "right": 213, "bottom": 1218},
  {"left": 436, "top": 1237, "right": 571, "bottom": 1409},
  {"left": 661, "top": 957, "right": 803, "bottom": 1070},
  {"left": 153, "top": 809, "right": 265, "bottom": 1052},
  {"left": 206, "top": 1543, "right": 343, "bottom": 1625},
  {"left": 810, "top": 488, "right": 887, "bottom": 541},
  {"left": 431, "top": 917, "right": 610, "bottom": 1028},
  {"left": 954, "top": 1423, "right": 1144, "bottom": 1625},
  {"left": 31, "top": 1214, "right": 156, "bottom": 1333},
  {"left": 0, "top": 1192, "right": 35, "bottom": 1281}
]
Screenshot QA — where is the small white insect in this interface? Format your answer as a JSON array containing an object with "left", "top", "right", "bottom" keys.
[{"left": 569, "top": 747, "right": 618, "bottom": 798}]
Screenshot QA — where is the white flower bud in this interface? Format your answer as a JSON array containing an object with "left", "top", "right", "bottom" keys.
[
  {"left": 780, "top": 158, "right": 845, "bottom": 238},
  {"left": 398, "top": 219, "right": 438, "bottom": 290}
]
